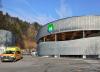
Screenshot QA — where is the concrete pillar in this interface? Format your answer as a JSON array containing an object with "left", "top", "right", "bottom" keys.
[
  {"left": 83, "top": 55, "right": 86, "bottom": 59},
  {"left": 83, "top": 30, "right": 85, "bottom": 38},
  {"left": 55, "top": 34, "right": 57, "bottom": 41},
  {"left": 43, "top": 37, "right": 45, "bottom": 42},
  {"left": 54, "top": 34, "right": 57, "bottom": 58}
]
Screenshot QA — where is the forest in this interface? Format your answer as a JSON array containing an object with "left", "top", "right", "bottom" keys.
[{"left": 0, "top": 11, "right": 41, "bottom": 51}]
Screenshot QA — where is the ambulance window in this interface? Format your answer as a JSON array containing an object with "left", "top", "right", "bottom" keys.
[{"left": 16, "top": 51, "right": 21, "bottom": 54}]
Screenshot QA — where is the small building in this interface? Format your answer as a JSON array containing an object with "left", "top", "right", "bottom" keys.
[{"left": 0, "top": 30, "right": 15, "bottom": 55}]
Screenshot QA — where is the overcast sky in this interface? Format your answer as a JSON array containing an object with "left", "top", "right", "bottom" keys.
[{"left": 2, "top": 0, "right": 100, "bottom": 25}]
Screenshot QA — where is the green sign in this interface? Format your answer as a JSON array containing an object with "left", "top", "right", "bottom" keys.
[{"left": 47, "top": 23, "right": 54, "bottom": 32}]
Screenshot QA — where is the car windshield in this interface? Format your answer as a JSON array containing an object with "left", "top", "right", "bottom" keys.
[{"left": 3, "top": 50, "right": 15, "bottom": 54}]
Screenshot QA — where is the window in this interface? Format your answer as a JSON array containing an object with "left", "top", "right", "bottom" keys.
[
  {"left": 45, "top": 34, "right": 55, "bottom": 41},
  {"left": 57, "top": 31, "right": 83, "bottom": 41},
  {"left": 3, "top": 50, "right": 15, "bottom": 54},
  {"left": 85, "top": 30, "right": 100, "bottom": 37},
  {"left": 39, "top": 37, "right": 44, "bottom": 42},
  {"left": 39, "top": 30, "right": 100, "bottom": 42},
  {"left": 16, "top": 51, "right": 21, "bottom": 54},
  {"left": 71, "top": 31, "right": 83, "bottom": 40}
]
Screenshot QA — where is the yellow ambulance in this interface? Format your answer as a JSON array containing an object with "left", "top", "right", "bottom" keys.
[{"left": 1, "top": 46, "right": 22, "bottom": 62}]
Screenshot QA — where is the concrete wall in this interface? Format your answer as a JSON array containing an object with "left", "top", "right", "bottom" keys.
[{"left": 0, "top": 30, "right": 13, "bottom": 46}]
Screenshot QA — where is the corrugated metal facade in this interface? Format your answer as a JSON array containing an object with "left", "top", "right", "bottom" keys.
[{"left": 37, "top": 16, "right": 100, "bottom": 57}]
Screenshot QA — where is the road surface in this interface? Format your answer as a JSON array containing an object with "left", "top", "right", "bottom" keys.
[{"left": 0, "top": 55, "right": 100, "bottom": 72}]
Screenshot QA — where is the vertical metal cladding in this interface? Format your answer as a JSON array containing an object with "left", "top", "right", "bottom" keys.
[{"left": 37, "top": 16, "right": 100, "bottom": 56}]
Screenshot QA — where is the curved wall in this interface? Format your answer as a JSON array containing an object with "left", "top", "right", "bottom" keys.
[
  {"left": 38, "top": 37, "right": 100, "bottom": 56},
  {"left": 37, "top": 16, "right": 100, "bottom": 56},
  {"left": 37, "top": 16, "right": 100, "bottom": 40}
]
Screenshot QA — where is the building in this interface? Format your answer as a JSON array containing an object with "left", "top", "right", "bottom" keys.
[
  {"left": 36, "top": 16, "right": 100, "bottom": 58},
  {"left": 0, "top": 30, "right": 13, "bottom": 46},
  {"left": 0, "top": 30, "right": 15, "bottom": 54}
]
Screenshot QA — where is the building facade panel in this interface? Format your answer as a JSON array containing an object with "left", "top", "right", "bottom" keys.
[
  {"left": 37, "top": 16, "right": 100, "bottom": 40},
  {"left": 37, "top": 16, "right": 100, "bottom": 57},
  {"left": 0, "top": 30, "right": 13, "bottom": 45},
  {"left": 38, "top": 37, "right": 100, "bottom": 56}
]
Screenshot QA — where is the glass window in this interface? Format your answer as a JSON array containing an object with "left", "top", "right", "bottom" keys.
[
  {"left": 3, "top": 50, "right": 15, "bottom": 54},
  {"left": 16, "top": 51, "right": 21, "bottom": 54}
]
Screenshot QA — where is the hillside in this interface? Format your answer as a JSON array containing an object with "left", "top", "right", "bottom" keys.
[{"left": 0, "top": 11, "right": 41, "bottom": 50}]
